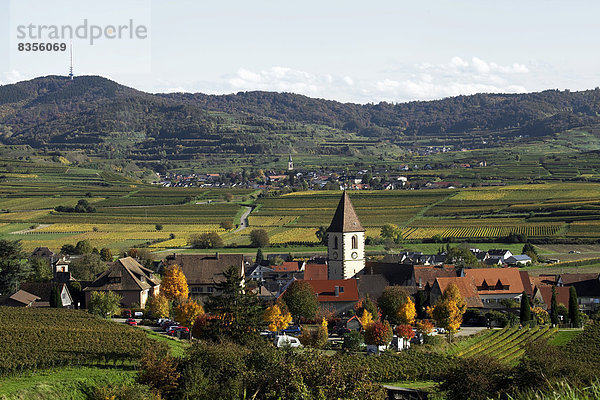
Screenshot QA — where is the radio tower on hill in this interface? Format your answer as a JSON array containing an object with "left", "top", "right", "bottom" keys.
[{"left": 68, "top": 43, "right": 74, "bottom": 80}]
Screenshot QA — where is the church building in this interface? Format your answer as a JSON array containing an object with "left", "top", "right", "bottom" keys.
[{"left": 327, "top": 191, "right": 365, "bottom": 280}]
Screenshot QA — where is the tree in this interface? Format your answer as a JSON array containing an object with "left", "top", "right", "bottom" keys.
[
  {"left": 88, "top": 291, "right": 122, "bottom": 318},
  {"left": 569, "top": 286, "right": 580, "bottom": 327},
  {"left": 263, "top": 303, "right": 293, "bottom": 332},
  {"left": 522, "top": 243, "right": 538, "bottom": 263},
  {"left": 363, "top": 320, "right": 393, "bottom": 346},
  {"left": 0, "top": 240, "right": 30, "bottom": 296},
  {"left": 147, "top": 293, "right": 170, "bottom": 319},
  {"left": 395, "top": 324, "right": 415, "bottom": 340},
  {"left": 315, "top": 226, "right": 328, "bottom": 246},
  {"left": 69, "top": 253, "right": 106, "bottom": 281},
  {"left": 282, "top": 280, "right": 318, "bottom": 320},
  {"left": 531, "top": 306, "right": 549, "bottom": 325},
  {"left": 137, "top": 350, "right": 180, "bottom": 397},
  {"left": 378, "top": 286, "right": 409, "bottom": 325},
  {"left": 203, "top": 265, "right": 265, "bottom": 344},
  {"left": 397, "top": 296, "right": 416, "bottom": 325},
  {"left": 520, "top": 291, "right": 532, "bottom": 324},
  {"left": 250, "top": 229, "right": 269, "bottom": 248},
  {"left": 256, "top": 248, "right": 264, "bottom": 264},
  {"left": 49, "top": 285, "right": 62, "bottom": 308},
  {"left": 28, "top": 256, "right": 52, "bottom": 282},
  {"left": 415, "top": 319, "right": 435, "bottom": 335},
  {"left": 74, "top": 239, "right": 93, "bottom": 255},
  {"left": 100, "top": 247, "right": 113, "bottom": 262},
  {"left": 190, "top": 232, "right": 223, "bottom": 249},
  {"left": 220, "top": 220, "right": 233, "bottom": 231},
  {"left": 155, "top": 224, "right": 163, "bottom": 231},
  {"left": 381, "top": 223, "right": 401, "bottom": 242},
  {"left": 60, "top": 244, "right": 77, "bottom": 255},
  {"left": 357, "top": 309, "right": 374, "bottom": 330},
  {"left": 446, "top": 245, "right": 479, "bottom": 267},
  {"left": 550, "top": 286, "right": 559, "bottom": 326},
  {"left": 161, "top": 264, "right": 189, "bottom": 300},
  {"left": 427, "top": 283, "right": 466, "bottom": 341},
  {"left": 175, "top": 300, "right": 204, "bottom": 328}
]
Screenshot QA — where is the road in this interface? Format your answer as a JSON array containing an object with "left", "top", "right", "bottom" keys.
[{"left": 233, "top": 206, "right": 253, "bottom": 233}]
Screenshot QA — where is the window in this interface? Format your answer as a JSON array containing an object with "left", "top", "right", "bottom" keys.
[
  {"left": 351, "top": 235, "right": 358, "bottom": 249},
  {"left": 109, "top": 277, "right": 121, "bottom": 284},
  {"left": 334, "top": 236, "right": 338, "bottom": 249},
  {"left": 339, "top": 286, "right": 344, "bottom": 293},
  {"left": 207, "top": 287, "right": 214, "bottom": 293}
]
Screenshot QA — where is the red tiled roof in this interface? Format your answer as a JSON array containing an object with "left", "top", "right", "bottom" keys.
[
  {"left": 303, "top": 279, "right": 359, "bottom": 302},
  {"left": 413, "top": 265, "right": 458, "bottom": 288},
  {"left": 536, "top": 286, "right": 571, "bottom": 309},
  {"left": 272, "top": 262, "right": 300, "bottom": 272},
  {"left": 519, "top": 271, "right": 534, "bottom": 298},
  {"left": 304, "top": 264, "right": 328, "bottom": 280},
  {"left": 435, "top": 277, "right": 483, "bottom": 308},
  {"left": 464, "top": 268, "right": 525, "bottom": 295}
]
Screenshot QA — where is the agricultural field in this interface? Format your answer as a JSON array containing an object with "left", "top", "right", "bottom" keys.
[
  {"left": 0, "top": 307, "right": 164, "bottom": 375},
  {"left": 448, "top": 325, "right": 558, "bottom": 365}
]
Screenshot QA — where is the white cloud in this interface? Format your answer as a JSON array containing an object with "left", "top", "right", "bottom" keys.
[
  {"left": 0, "top": 70, "right": 24, "bottom": 85},
  {"left": 147, "top": 56, "right": 533, "bottom": 103}
]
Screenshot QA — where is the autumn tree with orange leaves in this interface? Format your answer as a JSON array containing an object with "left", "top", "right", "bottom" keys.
[
  {"left": 363, "top": 320, "right": 393, "bottom": 346},
  {"left": 397, "top": 296, "right": 416, "bottom": 325},
  {"left": 357, "top": 308, "right": 374, "bottom": 330},
  {"left": 161, "top": 264, "right": 189, "bottom": 300},
  {"left": 263, "top": 302, "right": 293, "bottom": 332},
  {"left": 427, "top": 282, "right": 466, "bottom": 342},
  {"left": 175, "top": 299, "right": 204, "bottom": 328}
]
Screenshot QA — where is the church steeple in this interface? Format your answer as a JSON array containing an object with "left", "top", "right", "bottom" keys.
[
  {"left": 327, "top": 191, "right": 365, "bottom": 280},
  {"left": 287, "top": 154, "right": 294, "bottom": 171},
  {"left": 327, "top": 191, "right": 364, "bottom": 233}
]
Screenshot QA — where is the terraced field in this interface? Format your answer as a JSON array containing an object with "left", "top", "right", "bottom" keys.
[{"left": 449, "top": 326, "right": 558, "bottom": 364}]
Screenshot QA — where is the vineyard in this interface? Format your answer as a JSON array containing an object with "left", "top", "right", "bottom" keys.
[
  {"left": 0, "top": 307, "right": 165, "bottom": 375},
  {"left": 449, "top": 326, "right": 558, "bottom": 365}
]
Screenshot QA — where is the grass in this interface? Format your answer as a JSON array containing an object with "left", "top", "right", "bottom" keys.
[
  {"left": 547, "top": 329, "right": 583, "bottom": 346},
  {"left": 0, "top": 366, "right": 136, "bottom": 400},
  {"left": 383, "top": 380, "right": 437, "bottom": 389},
  {"left": 143, "top": 329, "right": 190, "bottom": 357}
]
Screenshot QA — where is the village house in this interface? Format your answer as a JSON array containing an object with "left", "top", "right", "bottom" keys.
[
  {"left": 166, "top": 253, "right": 245, "bottom": 299},
  {"left": 20, "top": 282, "right": 73, "bottom": 308},
  {"left": 83, "top": 257, "right": 160, "bottom": 308},
  {"left": 301, "top": 279, "right": 359, "bottom": 315},
  {"left": 4, "top": 290, "right": 40, "bottom": 307},
  {"left": 557, "top": 273, "right": 600, "bottom": 314}
]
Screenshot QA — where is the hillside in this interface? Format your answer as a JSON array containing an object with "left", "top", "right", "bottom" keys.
[{"left": 2, "top": 76, "right": 600, "bottom": 170}]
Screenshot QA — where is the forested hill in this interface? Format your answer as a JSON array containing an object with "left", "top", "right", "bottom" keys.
[{"left": 1, "top": 75, "right": 600, "bottom": 150}]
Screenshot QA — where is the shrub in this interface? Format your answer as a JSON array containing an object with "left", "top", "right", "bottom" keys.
[
  {"left": 439, "top": 356, "right": 514, "bottom": 400},
  {"left": 342, "top": 331, "right": 364, "bottom": 352}
]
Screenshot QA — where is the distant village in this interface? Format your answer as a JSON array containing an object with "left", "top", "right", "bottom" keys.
[{"left": 157, "top": 154, "right": 491, "bottom": 190}]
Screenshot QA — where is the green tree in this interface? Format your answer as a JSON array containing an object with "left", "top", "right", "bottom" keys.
[
  {"left": 550, "top": 286, "right": 559, "bottom": 326},
  {"left": 250, "top": 229, "right": 269, "bottom": 248},
  {"left": 520, "top": 291, "right": 532, "bottom": 324},
  {"left": 256, "top": 248, "right": 264, "bottom": 264},
  {"left": 28, "top": 256, "right": 52, "bottom": 282},
  {"left": 50, "top": 285, "right": 63, "bottom": 308},
  {"left": 88, "top": 291, "right": 122, "bottom": 318},
  {"left": 155, "top": 224, "right": 164, "bottom": 231},
  {"left": 380, "top": 223, "right": 401, "bottom": 243},
  {"left": 100, "top": 247, "right": 113, "bottom": 262},
  {"left": 315, "top": 226, "right": 328, "bottom": 246},
  {"left": 190, "top": 232, "right": 223, "bottom": 249},
  {"left": 377, "top": 286, "right": 409, "bottom": 325},
  {"left": 0, "top": 240, "right": 30, "bottom": 296},
  {"left": 446, "top": 245, "right": 479, "bottom": 267},
  {"left": 569, "top": 286, "right": 580, "bottom": 327},
  {"left": 282, "top": 280, "right": 318, "bottom": 320},
  {"left": 522, "top": 243, "right": 538, "bottom": 263},
  {"left": 74, "top": 240, "right": 93, "bottom": 255},
  {"left": 203, "top": 265, "right": 264, "bottom": 344},
  {"left": 61, "top": 244, "right": 76, "bottom": 255},
  {"left": 70, "top": 253, "right": 106, "bottom": 281}
]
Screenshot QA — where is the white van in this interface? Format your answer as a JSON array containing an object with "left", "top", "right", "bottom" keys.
[{"left": 274, "top": 334, "right": 302, "bottom": 348}]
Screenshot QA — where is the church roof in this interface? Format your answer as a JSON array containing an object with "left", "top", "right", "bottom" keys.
[{"left": 327, "top": 191, "right": 364, "bottom": 233}]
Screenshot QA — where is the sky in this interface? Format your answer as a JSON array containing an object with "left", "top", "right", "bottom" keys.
[{"left": 1, "top": 0, "right": 600, "bottom": 103}]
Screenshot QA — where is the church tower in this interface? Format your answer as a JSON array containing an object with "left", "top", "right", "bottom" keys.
[
  {"left": 327, "top": 191, "right": 365, "bottom": 280},
  {"left": 287, "top": 154, "right": 294, "bottom": 171}
]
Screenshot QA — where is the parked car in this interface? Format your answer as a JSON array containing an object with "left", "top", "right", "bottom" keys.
[
  {"left": 134, "top": 311, "right": 144, "bottom": 318},
  {"left": 125, "top": 318, "right": 137, "bottom": 326},
  {"left": 274, "top": 334, "right": 302, "bottom": 348},
  {"left": 260, "top": 330, "right": 276, "bottom": 339},
  {"left": 281, "top": 325, "right": 301, "bottom": 335},
  {"left": 168, "top": 326, "right": 188, "bottom": 336},
  {"left": 332, "top": 326, "right": 351, "bottom": 335},
  {"left": 166, "top": 324, "right": 180, "bottom": 335},
  {"left": 122, "top": 310, "right": 132, "bottom": 318}
]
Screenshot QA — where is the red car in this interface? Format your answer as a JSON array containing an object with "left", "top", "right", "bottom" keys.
[
  {"left": 169, "top": 326, "right": 189, "bottom": 337},
  {"left": 125, "top": 318, "right": 137, "bottom": 326},
  {"left": 123, "top": 310, "right": 132, "bottom": 318}
]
